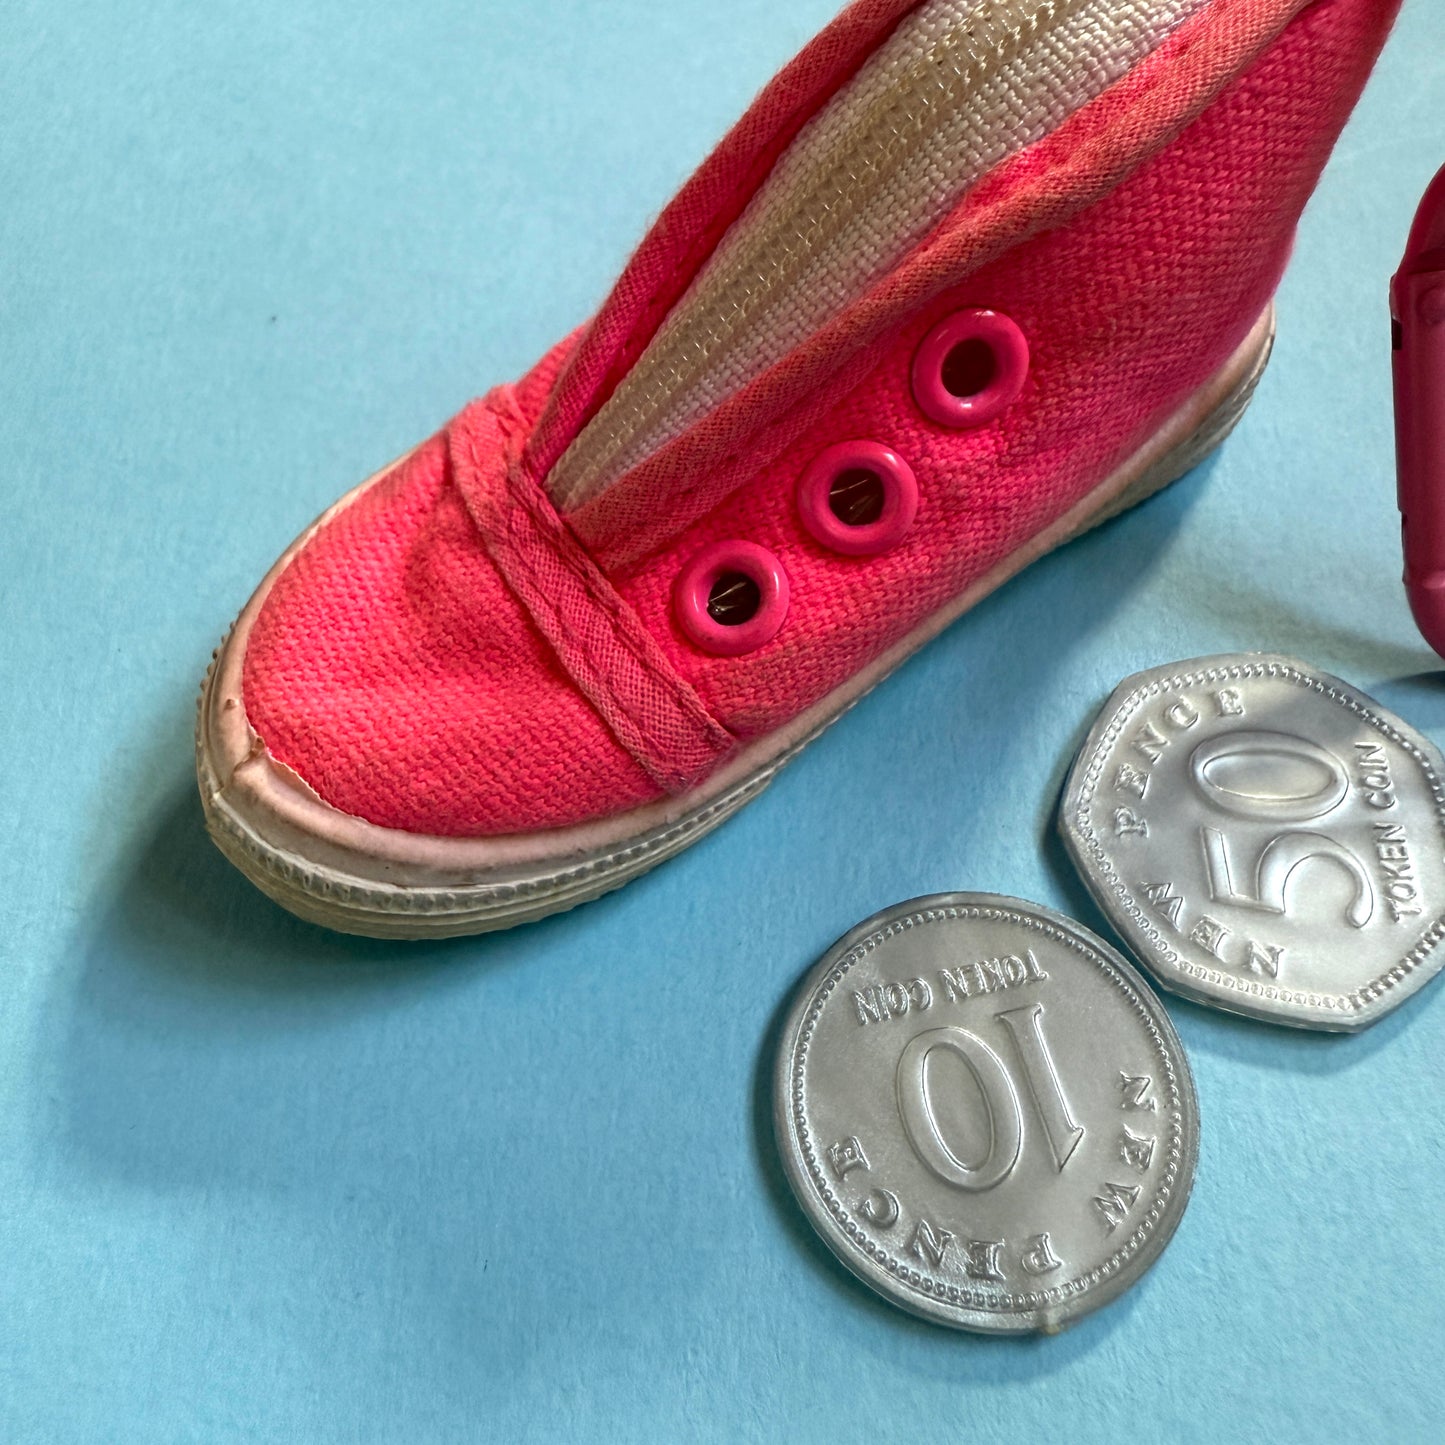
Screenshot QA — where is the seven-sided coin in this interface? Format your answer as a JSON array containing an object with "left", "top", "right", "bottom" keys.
[
  {"left": 773, "top": 893, "right": 1199, "bottom": 1333},
  {"left": 1060, "top": 653, "right": 1445, "bottom": 1031}
]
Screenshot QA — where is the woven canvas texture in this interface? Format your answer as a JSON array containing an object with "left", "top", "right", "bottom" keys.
[
  {"left": 548, "top": 0, "right": 1209, "bottom": 511},
  {"left": 241, "top": 0, "right": 1395, "bottom": 838},
  {"left": 523, "top": 0, "right": 965, "bottom": 486},
  {"left": 621, "top": 0, "right": 1390, "bottom": 737},
  {"left": 446, "top": 390, "right": 737, "bottom": 796},
  {"left": 239, "top": 340, "right": 668, "bottom": 836},
  {"left": 558, "top": 0, "right": 1316, "bottom": 568}
]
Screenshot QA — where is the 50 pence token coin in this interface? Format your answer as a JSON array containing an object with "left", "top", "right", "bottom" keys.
[{"left": 1060, "top": 654, "right": 1445, "bottom": 1031}]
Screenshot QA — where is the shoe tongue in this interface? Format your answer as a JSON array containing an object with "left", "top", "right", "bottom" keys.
[{"left": 543, "top": 0, "right": 1210, "bottom": 514}]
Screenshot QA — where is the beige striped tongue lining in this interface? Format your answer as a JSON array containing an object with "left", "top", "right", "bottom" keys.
[{"left": 547, "top": 0, "right": 1208, "bottom": 513}]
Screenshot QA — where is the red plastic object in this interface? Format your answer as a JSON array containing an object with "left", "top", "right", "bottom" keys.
[{"left": 1392, "top": 163, "right": 1445, "bottom": 657}]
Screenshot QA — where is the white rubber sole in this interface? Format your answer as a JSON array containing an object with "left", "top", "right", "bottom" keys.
[{"left": 197, "top": 305, "right": 1275, "bottom": 938}]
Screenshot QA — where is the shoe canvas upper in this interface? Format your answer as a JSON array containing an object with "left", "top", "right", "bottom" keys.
[
  {"left": 548, "top": 0, "right": 1213, "bottom": 513},
  {"left": 534, "top": 0, "right": 1345, "bottom": 571},
  {"left": 237, "top": 0, "right": 1402, "bottom": 838}
]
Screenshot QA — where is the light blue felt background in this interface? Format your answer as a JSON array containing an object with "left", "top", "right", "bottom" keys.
[{"left": 4, "top": 1, "right": 1445, "bottom": 1440}]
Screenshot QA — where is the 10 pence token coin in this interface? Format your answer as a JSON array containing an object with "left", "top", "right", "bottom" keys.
[
  {"left": 773, "top": 893, "right": 1199, "bottom": 1333},
  {"left": 1060, "top": 654, "right": 1445, "bottom": 1030}
]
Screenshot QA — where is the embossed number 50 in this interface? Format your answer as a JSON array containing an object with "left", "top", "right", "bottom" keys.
[
  {"left": 1191, "top": 731, "right": 1375, "bottom": 929},
  {"left": 896, "top": 1005, "right": 1082, "bottom": 1193}
]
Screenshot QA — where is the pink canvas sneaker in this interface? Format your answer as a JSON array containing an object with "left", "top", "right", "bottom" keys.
[{"left": 198, "top": 0, "right": 1401, "bottom": 937}]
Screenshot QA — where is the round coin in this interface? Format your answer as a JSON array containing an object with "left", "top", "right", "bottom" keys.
[
  {"left": 1060, "top": 653, "right": 1445, "bottom": 1031},
  {"left": 773, "top": 893, "right": 1199, "bottom": 1333}
]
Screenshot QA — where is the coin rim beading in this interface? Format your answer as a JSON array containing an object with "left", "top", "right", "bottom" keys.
[
  {"left": 786, "top": 900, "right": 1192, "bottom": 1328},
  {"left": 1063, "top": 657, "right": 1445, "bottom": 1027}
]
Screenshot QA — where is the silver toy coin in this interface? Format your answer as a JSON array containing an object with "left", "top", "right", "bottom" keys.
[
  {"left": 1060, "top": 653, "right": 1445, "bottom": 1031},
  {"left": 774, "top": 893, "right": 1198, "bottom": 1333}
]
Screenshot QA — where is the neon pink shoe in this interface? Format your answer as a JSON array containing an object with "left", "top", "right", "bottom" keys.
[{"left": 198, "top": 0, "right": 1400, "bottom": 937}]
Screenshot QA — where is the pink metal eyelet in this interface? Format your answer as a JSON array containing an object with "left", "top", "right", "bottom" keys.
[
  {"left": 796, "top": 440, "right": 918, "bottom": 556},
  {"left": 911, "top": 309, "right": 1029, "bottom": 428},
  {"left": 673, "top": 540, "right": 789, "bottom": 656}
]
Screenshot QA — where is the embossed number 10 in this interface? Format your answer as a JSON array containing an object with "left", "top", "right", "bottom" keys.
[
  {"left": 896, "top": 1004, "right": 1083, "bottom": 1193},
  {"left": 1191, "top": 731, "right": 1375, "bottom": 928}
]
